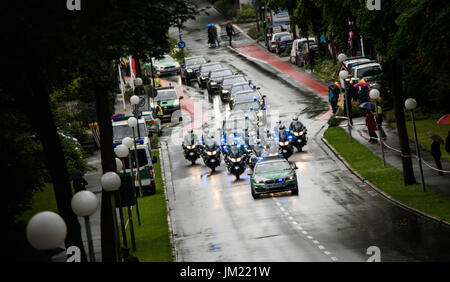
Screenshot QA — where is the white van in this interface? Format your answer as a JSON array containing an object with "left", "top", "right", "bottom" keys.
[{"left": 289, "top": 37, "right": 316, "bottom": 65}]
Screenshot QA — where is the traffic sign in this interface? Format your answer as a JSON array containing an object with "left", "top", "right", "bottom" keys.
[{"left": 177, "top": 41, "right": 186, "bottom": 49}]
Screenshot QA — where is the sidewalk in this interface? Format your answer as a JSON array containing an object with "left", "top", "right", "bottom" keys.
[{"left": 342, "top": 117, "right": 450, "bottom": 198}]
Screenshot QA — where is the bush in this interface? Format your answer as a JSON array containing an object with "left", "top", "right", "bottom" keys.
[
  {"left": 280, "top": 47, "right": 291, "bottom": 57},
  {"left": 214, "top": 0, "right": 237, "bottom": 19},
  {"left": 247, "top": 24, "right": 264, "bottom": 41},
  {"left": 232, "top": 5, "right": 257, "bottom": 23}
]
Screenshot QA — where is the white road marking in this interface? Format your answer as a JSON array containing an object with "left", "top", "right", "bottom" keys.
[
  {"left": 296, "top": 226, "right": 303, "bottom": 230},
  {"left": 324, "top": 251, "right": 331, "bottom": 255},
  {"left": 288, "top": 216, "right": 293, "bottom": 220},
  {"left": 275, "top": 202, "right": 281, "bottom": 206},
  {"left": 318, "top": 245, "right": 325, "bottom": 250},
  {"left": 292, "top": 221, "right": 298, "bottom": 225},
  {"left": 284, "top": 212, "right": 289, "bottom": 216},
  {"left": 312, "top": 240, "right": 320, "bottom": 244},
  {"left": 331, "top": 257, "right": 338, "bottom": 261},
  {"left": 307, "top": 236, "right": 313, "bottom": 239},
  {"left": 302, "top": 231, "right": 308, "bottom": 235},
  {"left": 280, "top": 207, "right": 285, "bottom": 211}
]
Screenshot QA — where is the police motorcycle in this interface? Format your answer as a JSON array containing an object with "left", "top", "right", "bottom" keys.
[
  {"left": 200, "top": 135, "right": 221, "bottom": 172},
  {"left": 289, "top": 117, "right": 307, "bottom": 152},
  {"left": 223, "top": 140, "right": 248, "bottom": 180},
  {"left": 275, "top": 121, "right": 294, "bottom": 159},
  {"left": 182, "top": 130, "right": 201, "bottom": 165}
]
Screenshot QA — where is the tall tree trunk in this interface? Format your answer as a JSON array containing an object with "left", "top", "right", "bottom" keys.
[
  {"left": 134, "top": 56, "right": 142, "bottom": 79},
  {"left": 24, "top": 77, "right": 87, "bottom": 262},
  {"left": 386, "top": 60, "right": 416, "bottom": 185},
  {"left": 95, "top": 82, "right": 118, "bottom": 262},
  {"left": 330, "top": 32, "right": 337, "bottom": 65}
]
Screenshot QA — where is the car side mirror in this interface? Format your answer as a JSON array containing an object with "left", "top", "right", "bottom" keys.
[
  {"left": 152, "top": 156, "right": 158, "bottom": 164},
  {"left": 262, "top": 95, "right": 266, "bottom": 98},
  {"left": 179, "top": 117, "right": 183, "bottom": 122},
  {"left": 179, "top": 96, "right": 184, "bottom": 100},
  {"left": 207, "top": 60, "right": 211, "bottom": 63}
]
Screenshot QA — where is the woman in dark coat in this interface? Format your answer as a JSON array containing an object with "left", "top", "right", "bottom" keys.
[
  {"left": 428, "top": 132, "right": 444, "bottom": 176},
  {"left": 365, "top": 110, "right": 378, "bottom": 143},
  {"left": 207, "top": 26, "right": 215, "bottom": 47}
]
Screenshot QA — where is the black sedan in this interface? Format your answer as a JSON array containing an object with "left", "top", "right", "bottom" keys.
[
  {"left": 197, "top": 62, "right": 223, "bottom": 89},
  {"left": 180, "top": 56, "right": 207, "bottom": 85}
]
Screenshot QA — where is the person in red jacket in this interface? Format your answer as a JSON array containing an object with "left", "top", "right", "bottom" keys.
[{"left": 365, "top": 109, "right": 378, "bottom": 143}]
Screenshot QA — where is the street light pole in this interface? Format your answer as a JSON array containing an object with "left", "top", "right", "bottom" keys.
[
  {"left": 122, "top": 137, "right": 141, "bottom": 226},
  {"left": 338, "top": 54, "right": 352, "bottom": 143},
  {"left": 127, "top": 117, "right": 144, "bottom": 198},
  {"left": 405, "top": 98, "right": 426, "bottom": 192}
]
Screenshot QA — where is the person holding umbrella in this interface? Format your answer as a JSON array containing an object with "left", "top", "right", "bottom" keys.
[{"left": 428, "top": 132, "right": 444, "bottom": 176}]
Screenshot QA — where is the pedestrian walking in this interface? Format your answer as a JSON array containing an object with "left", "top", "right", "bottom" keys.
[
  {"left": 73, "top": 172, "right": 88, "bottom": 193},
  {"left": 212, "top": 25, "right": 220, "bottom": 47},
  {"left": 428, "top": 132, "right": 444, "bottom": 176},
  {"left": 328, "top": 84, "right": 339, "bottom": 114},
  {"left": 207, "top": 26, "right": 215, "bottom": 47},
  {"left": 358, "top": 86, "right": 369, "bottom": 103},
  {"left": 226, "top": 21, "right": 235, "bottom": 46},
  {"left": 365, "top": 109, "right": 378, "bottom": 143},
  {"left": 376, "top": 104, "right": 386, "bottom": 140},
  {"left": 445, "top": 130, "right": 450, "bottom": 154}
]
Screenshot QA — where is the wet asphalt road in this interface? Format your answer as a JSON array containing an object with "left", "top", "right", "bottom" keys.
[{"left": 158, "top": 0, "right": 450, "bottom": 262}]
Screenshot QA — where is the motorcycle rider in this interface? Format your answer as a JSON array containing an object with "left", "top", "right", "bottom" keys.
[{"left": 289, "top": 116, "right": 306, "bottom": 132}]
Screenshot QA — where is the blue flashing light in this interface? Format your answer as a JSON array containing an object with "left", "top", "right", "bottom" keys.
[
  {"left": 285, "top": 129, "right": 290, "bottom": 132},
  {"left": 262, "top": 105, "right": 267, "bottom": 110},
  {"left": 222, "top": 145, "right": 228, "bottom": 150},
  {"left": 288, "top": 135, "right": 293, "bottom": 140},
  {"left": 136, "top": 139, "right": 144, "bottom": 144},
  {"left": 237, "top": 144, "right": 241, "bottom": 148},
  {"left": 244, "top": 113, "right": 248, "bottom": 118},
  {"left": 253, "top": 85, "right": 256, "bottom": 89},
  {"left": 253, "top": 97, "right": 257, "bottom": 101},
  {"left": 277, "top": 178, "right": 284, "bottom": 183},
  {"left": 244, "top": 144, "right": 248, "bottom": 148},
  {"left": 113, "top": 142, "right": 120, "bottom": 147},
  {"left": 257, "top": 156, "right": 265, "bottom": 161},
  {"left": 221, "top": 138, "right": 226, "bottom": 143}
]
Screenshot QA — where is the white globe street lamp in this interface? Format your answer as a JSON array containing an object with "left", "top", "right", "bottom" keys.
[
  {"left": 405, "top": 98, "right": 425, "bottom": 192},
  {"left": 369, "top": 89, "right": 380, "bottom": 100},
  {"left": 115, "top": 144, "right": 129, "bottom": 159},
  {"left": 338, "top": 53, "right": 347, "bottom": 62},
  {"left": 101, "top": 171, "right": 121, "bottom": 192},
  {"left": 71, "top": 191, "right": 98, "bottom": 262},
  {"left": 115, "top": 157, "right": 123, "bottom": 172},
  {"left": 127, "top": 117, "right": 138, "bottom": 128},
  {"left": 122, "top": 137, "right": 134, "bottom": 149},
  {"left": 339, "top": 70, "right": 349, "bottom": 80},
  {"left": 26, "top": 211, "right": 67, "bottom": 252},
  {"left": 130, "top": 95, "right": 140, "bottom": 106},
  {"left": 135, "top": 77, "right": 143, "bottom": 87}
]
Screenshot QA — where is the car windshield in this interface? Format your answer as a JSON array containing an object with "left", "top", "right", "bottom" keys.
[
  {"left": 124, "top": 148, "right": 148, "bottom": 169},
  {"left": 256, "top": 161, "right": 291, "bottom": 173},
  {"left": 233, "top": 101, "right": 260, "bottom": 111},
  {"left": 154, "top": 55, "right": 174, "bottom": 63},
  {"left": 233, "top": 91, "right": 260, "bottom": 102},
  {"left": 231, "top": 84, "right": 252, "bottom": 94},
  {"left": 223, "top": 77, "right": 246, "bottom": 86},
  {"left": 200, "top": 64, "right": 222, "bottom": 75},
  {"left": 357, "top": 65, "right": 382, "bottom": 78},
  {"left": 280, "top": 35, "right": 292, "bottom": 41},
  {"left": 186, "top": 57, "right": 206, "bottom": 66},
  {"left": 274, "top": 33, "right": 288, "bottom": 40},
  {"left": 298, "top": 40, "right": 314, "bottom": 49},
  {"left": 113, "top": 123, "right": 147, "bottom": 140},
  {"left": 210, "top": 69, "right": 233, "bottom": 78},
  {"left": 154, "top": 90, "right": 177, "bottom": 101}
]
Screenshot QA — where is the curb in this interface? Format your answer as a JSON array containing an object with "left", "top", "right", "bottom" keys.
[
  {"left": 159, "top": 142, "right": 179, "bottom": 261},
  {"left": 320, "top": 133, "right": 450, "bottom": 227}
]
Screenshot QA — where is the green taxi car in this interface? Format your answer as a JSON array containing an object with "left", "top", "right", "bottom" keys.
[{"left": 249, "top": 157, "right": 298, "bottom": 199}]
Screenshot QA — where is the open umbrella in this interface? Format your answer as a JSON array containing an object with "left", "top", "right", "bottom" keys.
[
  {"left": 111, "top": 112, "right": 126, "bottom": 119},
  {"left": 358, "top": 102, "right": 375, "bottom": 111},
  {"left": 427, "top": 131, "right": 444, "bottom": 144},
  {"left": 204, "top": 23, "right": 215, "bottom": 29},
  {"left": 437, "top": 114, "right": 450, "bottom": 124},
  {"left": 353, "top": 82, "right": 370, "bottom": 88}
]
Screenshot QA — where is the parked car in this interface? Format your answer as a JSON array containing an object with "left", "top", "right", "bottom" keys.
[
  {"left": 206, "top": 68, "right": 233, "bottom": 96},
  {"left": 275, "top": 34, "right": 293, "bottom": 54},
  {"left": 339, "top": 56, "right": 371, "bottom": 74},
  {"left": 289, "top": 37, "right": 316, "bottom": 66},
  {"left": 264, "top": 25, "right": 287, "bottom": 48},
  {"left": 141, "top": 110, "right": 162, "bottom": 136},
  {"left": 351, "top": 61, "right": 383, "bottom": 86},
  {"left": 152, "top": 54, "right": 180, "bottom": 76},
  {"left": 218, "top": 75, "right": 247, "bottom": 102},
  {"left": 268, "top": 31, "right": 290, "bottom": 52},
  {"left": 180, "top": 56, "right": 207, "bottom": 85},
  {"left": 197, "top": 62, "right": 223, "bottom": 89}
]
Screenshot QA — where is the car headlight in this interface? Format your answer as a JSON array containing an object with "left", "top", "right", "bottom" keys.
[
  {"left": 288, "top": 174, "right": 296, "bottom": 180},
  {"left": 254, "top": 178, "right": 264, "bottom": 184},
  {"left": 173, "top": 99, "right": 180, "bottom": 106},
  {"left": 157, "top": 66, "right": 164, "bottom": 70},
  {"left": 210, "top": 81, "right": 217, "bottom": 85},
  {"left": 174, "top": 62, "right": 180, "bottom": 67},
  {"left": 186, "top": 144, "right": 196, "bottom": 149},
  {"left": 187, "top": 69, "right": 193, "bottom": 72}
]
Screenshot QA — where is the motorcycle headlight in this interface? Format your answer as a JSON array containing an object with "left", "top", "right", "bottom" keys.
[
  {"left": 279, "top": 141, "right": 289, "bottom": 146},
  {"left": 222, "top": 89, "right": 229, "bottom": 94},
  {"left": 187, "top": 69, "right": 193, "bottom": 72},
  {"left": 207, "top": 150, "right": 217, "bottom": 156},
  {"left": 201, "top": 76, "right": 206, "bottom": 80},
  {"left": 186, "top": 144, "right": 196, "bottom": 149},
  {"left": 230, "top": 157, "right": 242, "bottom": 162},
  {"left": 210, "top": 81, "right": 217, "bottom": 85}
]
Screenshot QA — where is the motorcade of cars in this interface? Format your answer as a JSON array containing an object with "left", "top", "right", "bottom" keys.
[
  {"left": 197, "top": 62, "right": 223, "bottom": 88},
  {"left": 180, "top": 56, "right": 207, "bottom": 85},
  {"left": 249, "top": 156, "right": 298, "bottom": 199},
  {"left": 218, "top": 75, "right": 247, "bottom": 102},
  {"left": 206, "top": 68, "right": 234, "bottom": 96},
  {"left": 150, "top": 86, "right": 184, "bottom": 123},
  {"left": 268, "top": 31, "right": 290, "bottom": 52},
  {"left": 152, "top": 54, "right": 180, "bottom": 76},
  {"left": 229, "top": 89, "right": 265, "bottom": 110}
]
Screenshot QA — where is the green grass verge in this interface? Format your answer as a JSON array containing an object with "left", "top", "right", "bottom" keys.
[
  {"left": 16, "top": 183, "right": 59, "bottom": 224},
  {"left": 324, "top": 126, "right": 450, "bottom": 223},
  {"left": 124, "top": 149, "right": 173, "bottom": 261},
  {"left": 392, "top": 119, "right": 450, "bottom": 162},
  {"left": 303, "top": 58, "right": 339, "bottom": 82}
]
